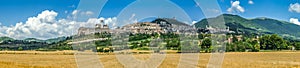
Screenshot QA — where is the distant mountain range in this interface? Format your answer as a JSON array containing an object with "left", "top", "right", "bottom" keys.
[
  {"left": 1, "top": 14, "right": 300, "bottom": 46},
  {"left": 151, "top": 18, "right": 190, "bottom": 26},
  {"left": 0, "top": 36, "right": 69, "bottom": 44},
  {"left": 194, "top": 14, "right": 300, "bottom": 40}
]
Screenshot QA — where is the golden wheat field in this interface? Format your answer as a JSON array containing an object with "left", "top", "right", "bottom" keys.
[{"left": 0, "top": 51, "right": 299, "bottom": 68}]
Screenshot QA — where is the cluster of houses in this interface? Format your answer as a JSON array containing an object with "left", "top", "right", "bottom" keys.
[
  {"left": 121, "top": 22, "right": 163, "bottom": 34},
  {"left": 77, "top": 24, "right": 110, "bottom": 36},
  {"left": 77, "top": 18, "right": 198, "bottom": 36}
]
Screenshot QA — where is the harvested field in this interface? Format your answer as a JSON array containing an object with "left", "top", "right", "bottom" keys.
[{"left": 0, "top": 51, "right": 299, "bottom": 68}]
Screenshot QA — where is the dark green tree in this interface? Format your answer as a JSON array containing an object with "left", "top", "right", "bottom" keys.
[
  {"left": 201, "top": 38, "right": 212, "bottom": 52},
  {"left": 259, "top": 34, "right": 287, "bottom": 50}
]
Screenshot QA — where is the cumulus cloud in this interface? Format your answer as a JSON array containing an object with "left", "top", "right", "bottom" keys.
[
  {"left": 86, "top": 17, "right": 117, "bottom": 27},
  {"left": 227, "top": 1, "right": 245, "bottom": 13},
  {"left": 289, "top": 3, "right": 300, "bottom": 13},
  {"left": 0, "top": 10, "right": 117, "bottom": 40},
  {"left": 290, "top": 18, "right": 300, "bottom": 26},
  {"left": 248, "top": 0, "right": 254, "bottom": 4}
]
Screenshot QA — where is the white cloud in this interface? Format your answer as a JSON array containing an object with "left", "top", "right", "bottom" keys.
[
  {"left": 0, "top": 10, "right": 117, "bottom": 40},
  {"left": 36, "top": 10, "right": 58, "bottom": 23},
  {"left": 289, "top": 3, "right": 300, "bottom": 13},
  {"left": 290, "top": 18, "right": 300, "bottom": 26},
  {"left": 248, "top": 0, "right": 254, "bottom": 4},
  {"left": 71, "top": 10, "right": 94, "bottom": 16},
  {"left": 86, "top": 17, "right": 117, "bottom": 27},
  {"left": 84, "top": 11, "right": 94, "bottom": 16},
  {"left": 70, "top": 10, "right": 94, "bottom": 19},
  {"left": 227, "top": 1, "right": 245, "bottom": 13},
  {"left": 71, "top": 10, "right": 79, "bottom": 16},
  {"left": 192, "top": 21, "right": 197, "bottom": 25}
]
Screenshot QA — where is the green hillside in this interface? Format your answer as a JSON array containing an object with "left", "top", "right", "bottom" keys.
[
  {"left": 251, "top": 18, "right": 300, "bottom": 37},
  {"left": 194, "top": 14, "right": 300, "bottom": 39},
  {"left": 0, "top": 37, "right": 15, "bottom": 42}
]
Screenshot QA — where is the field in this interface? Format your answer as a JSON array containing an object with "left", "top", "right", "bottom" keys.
[{"left": 0, "top": 51, "right": 299, "bottom": 68}]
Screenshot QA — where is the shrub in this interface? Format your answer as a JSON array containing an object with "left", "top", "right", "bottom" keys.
[
  {"left": 18, "top": 47, "right": 23, "bottom": 51},
  {"left": 137, "top": 47, "right": 150, "bottom": 50}
]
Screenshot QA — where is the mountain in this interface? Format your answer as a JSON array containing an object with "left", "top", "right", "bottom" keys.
[
  {"left": 151, "top": 18, "right": 190, "bottom": 26},
  {"left": 194, "top": 14, "right": 300, "bottom": 39},
  {"left": 0, "top": 36, "right": 71, "bottom": 50},
  {"left": 0, "top": 37, "right": 15, "bottom": 43},
  {"left": 250, "top": 18, "right": 300, "bottom": 37},
  {"left": 23, "top": 38, "right": 44, "bottom": 42},
  {"left": 0, "top": 36, "right": 69, "bottom": 44},
  {"left": 44, "top": 37, "right": 69, "bottom": 44}
]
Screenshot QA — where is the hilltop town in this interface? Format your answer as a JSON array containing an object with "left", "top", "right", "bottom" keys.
[{"left": 77, "top": 18, "right": 199, "bottom": 36}]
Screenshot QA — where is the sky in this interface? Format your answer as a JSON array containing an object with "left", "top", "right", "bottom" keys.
[{"left": 0, "top": 0, "right": 299, "bottom": 39}]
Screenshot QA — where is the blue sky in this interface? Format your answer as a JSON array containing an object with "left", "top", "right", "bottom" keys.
[
  {"left": 217, "top": 0, "right": 300, "bottom": 21},
  {"left": 0, "top": 0, "right": 80, "bottom": 26},
  {"left": 0, "top": 0, "right": 299, "bottom": 26},
  {"left": 0, "top": 0, "right": 300, "bottom": 39}
]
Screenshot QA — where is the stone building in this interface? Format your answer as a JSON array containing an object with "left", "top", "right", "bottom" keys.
[
  {"left": 77, "top": 24, "right": 110, "bottom": 36},
  {"left": 121, "top": 22, "right": 163, "bottom": 34}
]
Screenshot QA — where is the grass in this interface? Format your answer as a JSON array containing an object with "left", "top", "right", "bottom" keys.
[{"left": 0, "top": 51, "right": 299, "bottom": 68}]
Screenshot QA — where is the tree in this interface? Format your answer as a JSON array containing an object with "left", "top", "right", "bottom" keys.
[
  {"left": 236, "top": 41, "right": 246, "bottom": 52},
  {"left": 259, "top": 34, "right": 287, "bottom": 50},
  {"left": 270, "top": 34, "right": 287, "bottom": 50},
  {"left": 18, "top": 47, "right": 23, "bottom": 51},
  {"left": 253, "top": 43, "right": 260, "bottom": 52},
  {"left": 246, "top": 39, "right": 260, "bottom": 52},
  {"left": 198, "top": 34, "right": 211, "bottom": 39},
  {"left": 232, "top": 35, "right": 239, "bottom": 43},
  {"left": 292, "top": 42, "right": 300, "bottom": 50},
  {"left": 226, "top": 43, "right": 235, "bottom": 52},
  {"left": 201, "top": 38, "right": 212, "bottom": 52},
  {"left": 259, "top": 35, "right": 269, "bottom": 49},
  {"left": 243, "top": 42, "right": 253, "bottom": 50}
]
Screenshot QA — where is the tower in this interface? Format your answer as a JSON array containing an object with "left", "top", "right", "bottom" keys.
[{"left": 100, "top": 20, "right": 104, "bottom": 28}]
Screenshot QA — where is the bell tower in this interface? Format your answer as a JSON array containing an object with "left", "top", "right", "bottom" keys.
[{"left": 100, "top": 20, "right": 104, "bottom": 28}]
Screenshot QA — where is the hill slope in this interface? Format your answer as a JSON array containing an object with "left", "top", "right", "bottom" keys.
[
  {"left": 194, "top": 14, "right": 300, "bottom": 39},
  {"left": 0, "top": 37, "right": 15, "bottom": 42}
]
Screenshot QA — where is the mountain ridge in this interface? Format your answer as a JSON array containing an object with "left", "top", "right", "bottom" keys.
[{"left": 194, "top": 14, "right": 300, "bottom": 39}]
